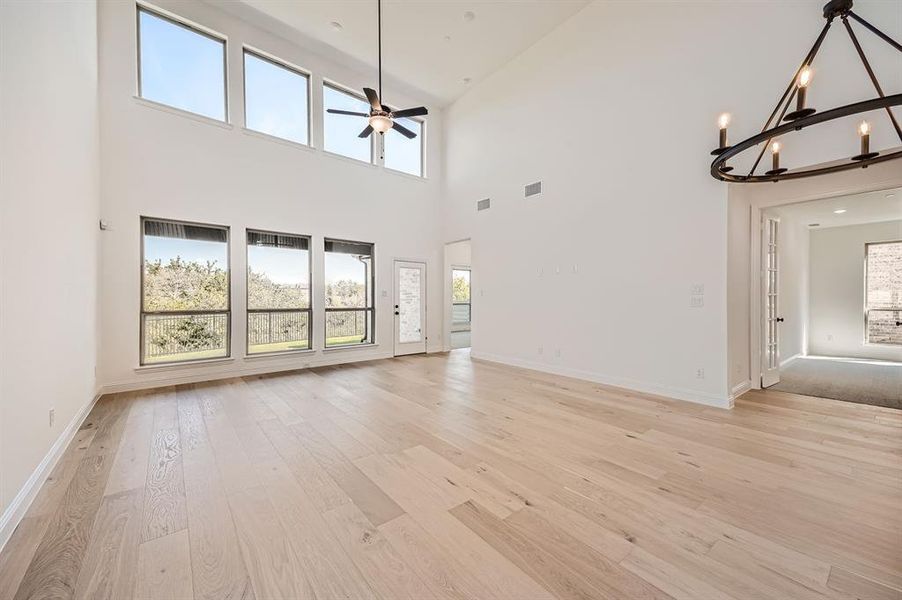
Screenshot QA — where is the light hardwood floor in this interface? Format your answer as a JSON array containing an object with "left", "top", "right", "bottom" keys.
[{"left": 1, "top": 351, "right": 901, "bottom": 599}]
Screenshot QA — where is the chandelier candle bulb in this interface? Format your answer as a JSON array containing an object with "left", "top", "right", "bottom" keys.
[
  {"left": 718, "top": 113, "right": 730, "bottom": 149},
  {"left": 859, "top": 121, "right": 870, "bottom": 154},
  {"left": 772, "top": 142, "right": 781, "bottom": 171},
  {"left": 797, "top": 68, "right": 811, "bottom": 111}
]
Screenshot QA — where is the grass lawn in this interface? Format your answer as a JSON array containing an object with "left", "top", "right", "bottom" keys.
[
  {"left": 143, "top": 347, "right": 228, "bottom": 364},
  {"left": 325, "top": 335, "right": 369, "bottom": 347},
  {"left": 146, "top": 335, "right": 369, "bottom": 363},
  {"left": 248, "top": 340, "right": 310, "bottom": 354}
]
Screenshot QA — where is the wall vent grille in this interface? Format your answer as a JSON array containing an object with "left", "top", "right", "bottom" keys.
[
  {"left": 477, "top": 198, "right": 491, "bottom": 211},
  {"left": 525, "top": 181, "right": 543, "bottom": 197}
]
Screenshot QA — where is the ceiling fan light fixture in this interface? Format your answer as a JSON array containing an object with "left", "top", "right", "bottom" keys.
[{"left": 369, "top": 114, "right": 393, "bottom": 133}]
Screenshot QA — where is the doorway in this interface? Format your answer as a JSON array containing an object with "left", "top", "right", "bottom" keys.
[
  {"left": 444, "top": 240, "right": 472, "bottom": 350},
  {"left": 393, "top": 260, "right": 426, "bottom": 356},
  {"left": 756, "top": 189, "right": 902, "bottom": 408}
]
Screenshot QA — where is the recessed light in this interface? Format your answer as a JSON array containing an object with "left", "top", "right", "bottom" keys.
[
  {"left": 809, "top": 223, "right": 820, "bottom": 227},
  {"left": 329, "top": 21, "right": 343, "bottom": 31},
  {"left": 833, "top": 209, "right": 847, "bottom": 214},
  {"left": 463, "top": 77, "right": 471, "bottom": 85},
  {"left": 443, "top": 35, "right": 451, "bottom": 42},
  {"left": 463, "top": 11, "right": 476, "bottom": 23}
]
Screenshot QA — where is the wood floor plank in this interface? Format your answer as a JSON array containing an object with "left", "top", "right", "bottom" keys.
[
  {"left": 228, "top": 485, "right": 314, "bottom": 599},
  {"left": 13, "top": 397, "right": 129, "bottom": 600},
  {"left": 136, "top": 529, "right": 194, "bottom": 600},
  {"left": 182, "top": 441, "right": 255, "bottom": 600},
  {"left": 321, "top": 501, "right": 432, "bottom": 600},
  {"left": 73, "top": 487, "right": 144, "bottom": 600},
  {"left": 141, "top": 427, "right": 187, "bottom": 542}
]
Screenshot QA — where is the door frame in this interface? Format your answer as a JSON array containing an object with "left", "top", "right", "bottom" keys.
[
  {"left": 741, "top": 167, "right": 902, "bottom": 391},
  {"left": 392, "top": 258, "right": 427, "bottom": 356}
]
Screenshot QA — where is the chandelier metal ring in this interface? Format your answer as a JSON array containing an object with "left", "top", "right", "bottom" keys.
[
  {"left": 709, "top": 0, "right": 902, "bottom": 183},
  {"left": 711, "top": 94, "right": 902, "bottom": 183}
]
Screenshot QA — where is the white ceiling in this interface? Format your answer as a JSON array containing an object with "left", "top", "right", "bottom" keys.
[
  {"left": 773, "top": 187, "right": 902, "bottom": 229},
  {"left": 235, "top": 0, "right": 589, "bottom": 106}
]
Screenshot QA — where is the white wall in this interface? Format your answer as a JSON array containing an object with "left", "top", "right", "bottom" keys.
[
  {"left": 809, "top": 220, "right": 902, "bottom": 361},
  {"left": 0, "top": 0, "right": 100, "bottom": 518},
  {"left": 97, "top": 0, "right": 445, "bottom": 391}
]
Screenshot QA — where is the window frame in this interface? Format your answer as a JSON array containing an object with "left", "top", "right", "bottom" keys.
[
  {"left": 382, "top": 116, "right": 426, "bottom": 178},
  {"left": 139, "top": 216, "right": 232, "bottom": 366},
  {"left": 322, "top": 80, "right": 375, "bottom": 165},
  {"left": 245, "top": 228, "right": 313, "bottom": 356},
  {"left": 324, "top": 237, "right": 376, "bottom": 348},
  {"left": 136, "top": 3, "right": 229, "bottom": 123},
  {"left": 864, "top": 239, "right": 902, "bottom": 346},
  {"left": 241, "top": 46, "right": 312, "bottom": 147}
]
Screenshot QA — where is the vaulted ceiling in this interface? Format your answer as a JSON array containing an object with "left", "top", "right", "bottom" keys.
[{"left": 235, "top": 0, "right": 589, "bottom": 106}]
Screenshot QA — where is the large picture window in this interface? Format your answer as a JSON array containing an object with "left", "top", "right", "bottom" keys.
[
  {"left": 141, "top": 218, "right": 230, "bottom": 365},
  {"left": 384, "top": 117, "right": 424, "bottom": 177},
  {"left": 247, "top": 230, "right": 311, "bottom": 354},
  {"left": 865, "top": 240, "right": 901, "bottom": 346},
  {"left": 137, "top": 6, "right": 227, "bottom": 121},
  {"left": 323, "top": 83, "right": 373, "bottom": 163},
  {"left": 324, "top": 239, "right": 374, "bottom": 347},
  {"left": 243, "top": 49, "right": 310, "bottom": 145}
]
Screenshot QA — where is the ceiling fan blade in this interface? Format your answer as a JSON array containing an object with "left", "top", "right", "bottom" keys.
[
  {"left": 391, "top": 107, "right": 428, "bottom": 118},
  {"left": 358, "top": 125, "right": 374, "bottom": 138},
  {"left": 392, "top": 121, "right": 417, "bottom": 139},
  {"left": 363, "top": 87, "right": 381, "bottom": 110},
  {"left": 327, "top": 109, "right": 369, "bottom": 116}
]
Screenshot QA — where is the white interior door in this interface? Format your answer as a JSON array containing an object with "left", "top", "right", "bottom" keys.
[
  {"left": 394, "top": 260, "right": 426, "bottom": 356},
  {"left": 762, "top": 217, "right": 782, "bottom": 387}
]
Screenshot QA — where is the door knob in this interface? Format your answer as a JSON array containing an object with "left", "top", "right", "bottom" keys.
[
  {"left": 394, "top": 311, "right": 399, "bottom": 315},
  {"left": 776, "top": 317, "right": 784, "bottom": 323}
]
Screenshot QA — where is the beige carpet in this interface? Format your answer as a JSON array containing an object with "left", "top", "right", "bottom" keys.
[{"left": 771, "top": 356, "right": 902, "bottom": 410}]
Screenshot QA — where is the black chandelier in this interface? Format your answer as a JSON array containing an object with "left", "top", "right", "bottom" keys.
[{"left": 710, "top": 0, "right": 901, "bottom": 183}]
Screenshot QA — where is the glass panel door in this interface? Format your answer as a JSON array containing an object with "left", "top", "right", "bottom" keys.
[{"left": 394, "top": 260, "right": 426, "bottom": 355}]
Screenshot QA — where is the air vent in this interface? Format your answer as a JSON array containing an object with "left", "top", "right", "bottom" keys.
[
  {"left": 525, "top": 181, "right": 543, "bottom": 198},
  {"left": 477, "top": 198, "right": 491, "bottom": 211}
]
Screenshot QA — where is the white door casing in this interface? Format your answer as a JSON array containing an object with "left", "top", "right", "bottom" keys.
[{"left": 394, "top": 260, "right": 427, "bottom": 356}]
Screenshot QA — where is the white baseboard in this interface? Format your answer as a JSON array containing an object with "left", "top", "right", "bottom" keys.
[
  {"left": 0, "top": 389, "right": 102, "bottom": 554},
  {"left": 101, "top": 349, "right": 395, "bottom": 395},
  {"left": 780, "top": 353, "right": 801, "bottom": 368},
  {"left": 470, "top": 351, "right": 733, "bottom": 409},
  {"left": 730, "top": 379, "right": 752, "bottom": 402}
]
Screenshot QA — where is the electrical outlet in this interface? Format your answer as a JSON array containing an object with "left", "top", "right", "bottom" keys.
[
  {"left": 827, "top": 334, "right": 833, "bottom": 341},
  {"left": 690, "top": 296, "right": 704, "bottom": 308},
  {"left": 690, "top": 283, "right": 705, "bottom": 295},
  {"left": 696, "top": 368, "right": 705, "bottom": 379},
  {"left": 49, "top": 408, "right": 55, "bottom": 428}
]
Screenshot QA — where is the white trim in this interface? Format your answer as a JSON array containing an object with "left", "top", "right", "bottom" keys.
[
  {"left": 135, "top": 357, "right": 235, "bottom": 372},
  {"left": 132, "top": 96, "right": 232, "bottom": 129},
  {"left": 102, "top": 348, "right": 391, "bottom": 395},
  {"left": 780, "top": 353, "right": 801, "bottom": 368},
  {"left": 0, "top": 390, "right": 102, "bottom": 554},
  {"left": 470, "top": 351, "right": 733, "bottom": 409},
  {"left": 730, "top": 379, "right": 752, "bottom": 402}
]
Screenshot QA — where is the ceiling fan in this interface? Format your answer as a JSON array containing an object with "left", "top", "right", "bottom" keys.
[{"left": 326, "top": 0, "right": 428, "bottom": 139}]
